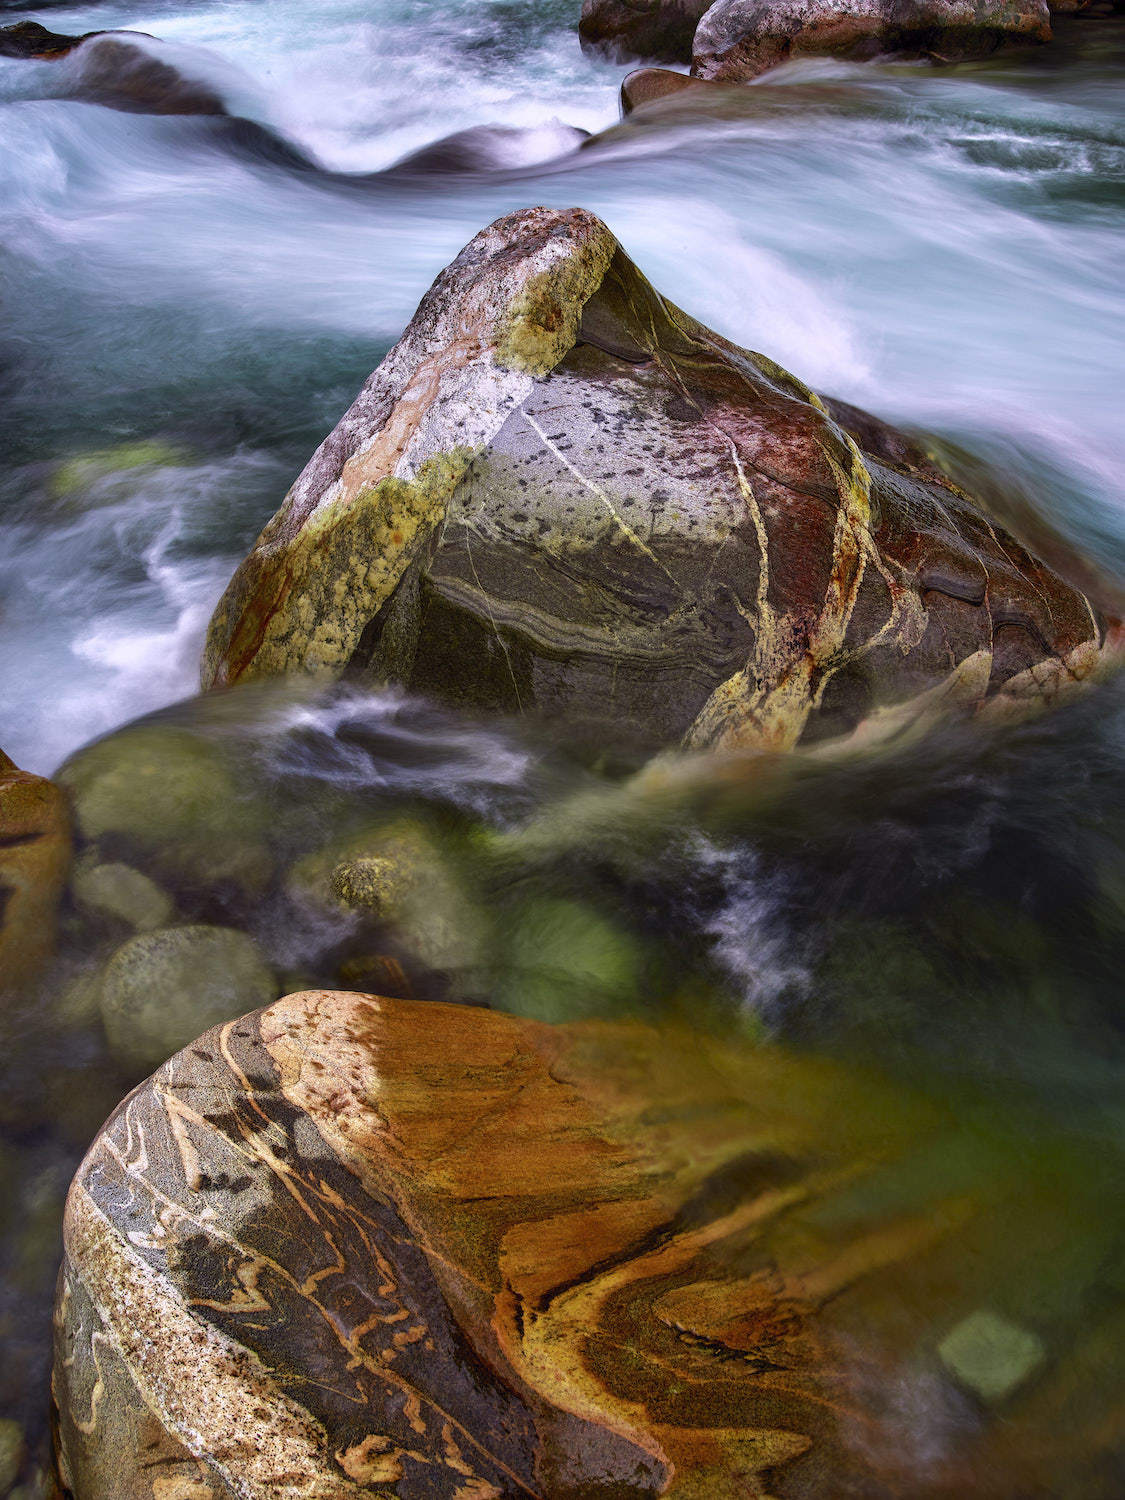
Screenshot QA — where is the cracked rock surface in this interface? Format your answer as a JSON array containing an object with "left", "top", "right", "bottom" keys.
[{"left": 202, "top": 206, "right": 1119, "bottom": 757}]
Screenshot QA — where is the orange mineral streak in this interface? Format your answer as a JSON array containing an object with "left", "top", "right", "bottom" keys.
[
  {"left": 334, "top": 340, "right": 479, "bottom": 511},
  {"left": 257, "top": 990, "right": 979, "bottom": 1493},
  {"left": 0, "top": 753, "right": 71, "bottom": 990}
]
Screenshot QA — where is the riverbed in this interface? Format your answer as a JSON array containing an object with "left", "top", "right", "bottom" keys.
[{"left": 2, "top": 2, "right": 1125, "bottom": 1493}]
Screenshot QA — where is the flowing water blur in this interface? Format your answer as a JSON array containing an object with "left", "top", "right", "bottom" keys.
[{"left": 2, "top": 0, "right": 1125, "bottom": 1490}]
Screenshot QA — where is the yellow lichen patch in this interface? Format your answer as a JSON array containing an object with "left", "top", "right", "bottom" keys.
[
  {"left": 220, "top": 449, "right": 474, "bottom": 682},
  {"left": 494, "top": 228, "right": 617, "bottom": 376}
]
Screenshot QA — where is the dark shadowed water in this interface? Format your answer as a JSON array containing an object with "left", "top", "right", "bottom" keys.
[{"left": 2, "top": 1, "right": 1125, "bottom": 1493}]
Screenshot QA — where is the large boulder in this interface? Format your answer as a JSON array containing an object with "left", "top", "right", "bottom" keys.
[
  {"left": 0, "top": 747, "right": 71, "bottom": 993},
  {"left": 579, "top": 0, "right": 717, "bottom": 62},
  {"left": 203, "top": 208, "right": 1119, "bottom": 757},
  {"left": 692, "top": 0, "right": 1052, "bottom": 79},
  {"left": 0, "top": 23, "right": 226, "bottom": 115},
  {"left": 54, "top": 990, "right": 1125, "bottom": 1498}
]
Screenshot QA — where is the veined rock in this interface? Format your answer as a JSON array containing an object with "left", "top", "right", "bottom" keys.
[
  {"left": 202, "top": 207, "right": 1119, "bottom": 756},
  {"left": 54, "top": 991, "right": 1125, "bottom": 1498}
]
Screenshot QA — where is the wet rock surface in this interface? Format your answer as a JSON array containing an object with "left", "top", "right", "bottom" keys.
[
  {"left": 0, "top": 750, "right": 70, "bottom": 995},
  {"left": 0, "top": 22, "right": 99, "bottom": 59},
  {"left": 692, "top": 0, "right": 1053, "bottom": 79},
  {"left": 203, "top": 207, "right": 1120, "bottom": 757},
  {"left": 619, "top": 65, "right": 726, "bottom": 113},
  {"left": 53, "top": 989, "right": 1125, "bottom": 1499},
  {"left": 580, "top": 0, "right": 717, "bottom": 62},
  {"left": 0, "top": 24, "right": 227, "bottom": 116}
]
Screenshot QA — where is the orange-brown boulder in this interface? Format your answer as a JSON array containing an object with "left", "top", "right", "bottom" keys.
[{"left": 54, "top": 991, "right": 1125, "bottom": 1498}]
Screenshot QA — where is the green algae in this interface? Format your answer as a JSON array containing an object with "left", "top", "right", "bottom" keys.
[{"left": 49, "top": 440, "right": 192, "bottom": 503}]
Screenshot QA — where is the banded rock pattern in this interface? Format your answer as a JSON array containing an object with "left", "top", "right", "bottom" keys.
[
  {"left": 202, "top": 209, "right": 1120, "bottom": 756},
  {"left": 54, "top": 992, "right": 1125, "bottom": 1498},
  {"left": 579, "top": 0, "right": 717, "bottom": 63}
]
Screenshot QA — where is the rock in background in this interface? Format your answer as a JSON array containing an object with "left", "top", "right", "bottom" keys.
[
  {"left": 692, "top": 0, "right": 1052, "bottom": 80},
  {"left": 0, "top": 23, "right": 227, "bottom": 115},
  {"left": 579, "top": 0, "right": 717, "bottom": 62},
  {"left": 203, "top": 207, "right": 1120, "bottom": 759}
]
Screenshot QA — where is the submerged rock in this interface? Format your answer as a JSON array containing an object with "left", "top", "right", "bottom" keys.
[
  {"left": 60, "top": 35, "right": 227, "bottom": 115},
  {"left": 579, "top": 0, "right": 717, "bottom": 62},
  {"left": 384, "top": 122, "right": 588, "bottom": 177},
  {"left": 58, "top": 723, "right": 270, "bottom": 897},
  {"left": 204, "top": 207, "right": 1121, "bottom": 757},
  {"left": 70, "top": 861, "right": 174, "bottom": 935},
  {"left": 54, "top": 990, "right": 1125, "bottom": 1499},
  {"left": 98, "top": 924, "right": 277, "bottom": 1073},
  {"left": 938, "top": 1309, "right": 1046, "bottom": 1403},
  {"left": 48, "top": 440, "right": 193, "bottom": 506},
  {"left": 620, "top": 65, "right": 727, "bottom": 113},
  {"left": 692, "top": 0, "right": 1052, "bottom": 79},
  {"left": 0, "top": 748, "right": 70, "bottom": 993}
]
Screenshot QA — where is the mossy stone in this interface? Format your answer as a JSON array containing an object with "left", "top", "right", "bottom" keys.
[
  {"left": 495, "top": 896, "right": 641, "bottom": 1023},
  {"left": 58, "top": 725, "right": 270, "bottom": 892},
  {"left": 71, "top": 861, "right": 173, "bottom": 933},
  {"left": 289, "top": 819, "right": 487, "bottom": 978},
  {"left": 49, "top": 441, "right": 191, "bottom": 505},
  {"left": 100, "top": 925, "right": 278, "bottom": 1074}
]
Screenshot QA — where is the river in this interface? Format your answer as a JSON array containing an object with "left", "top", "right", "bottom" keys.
[{"left": 2, "top": 1, "right": 1125, "bottom": 1493}]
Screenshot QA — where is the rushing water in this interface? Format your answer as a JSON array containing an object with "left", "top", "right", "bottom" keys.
[{"left": 2, "top": 1, "right": 1125, "bottom": 1493}]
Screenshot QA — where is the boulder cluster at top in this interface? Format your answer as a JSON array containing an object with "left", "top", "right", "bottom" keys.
[{"left": 582, "top": 0, "right": 1057, "bottom": 77}]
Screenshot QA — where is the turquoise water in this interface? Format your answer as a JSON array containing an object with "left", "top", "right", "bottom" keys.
[{"left": 2, "top": 2, "right": 1125, "bottom": 1492}]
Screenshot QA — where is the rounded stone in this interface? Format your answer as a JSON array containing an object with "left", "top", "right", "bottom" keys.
[
  {"left": 99, "top": 926, "right": 278, "bottom": 1074},
  {"left": 71, "top": 861, "right": 174, "bottom": 933},
  {"left": 58, "top": 725, "right": 270, "bottom": 893},
  {"left": 0, "top": 1418, "right": 24, "bottom": 1493}
]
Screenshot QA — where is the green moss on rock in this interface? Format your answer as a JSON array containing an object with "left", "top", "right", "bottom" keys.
[{"left": 493, "top": 229, "right": 616, "bottom": 375}]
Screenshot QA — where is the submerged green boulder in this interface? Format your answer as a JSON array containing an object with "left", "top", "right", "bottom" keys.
[
  {"left": 58, "top": 724, "right": 270, "bottom": 894},
  {"left": 48, "top": 440, "right": 191, "bottom": 505},
  {"left": 99, "top": 925, "right": 278, "bottom": 1074}
]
